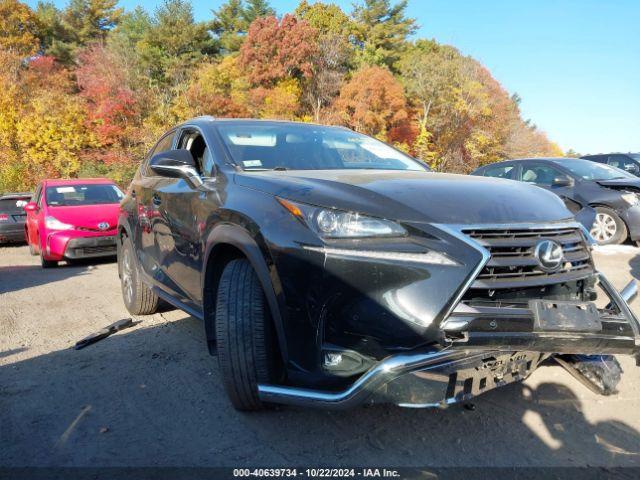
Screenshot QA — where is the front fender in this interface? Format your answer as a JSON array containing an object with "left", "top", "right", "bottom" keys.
[{"left": 202, "top": 223, "right": 288, "bottom": 363}]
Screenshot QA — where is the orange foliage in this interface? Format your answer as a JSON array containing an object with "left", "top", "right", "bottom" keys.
[
  {"left": 334, "top": 66, "right": 408, "bottom": 138},
  {"left": 239, "top": 14, "right": 318, "bottom": 87}
]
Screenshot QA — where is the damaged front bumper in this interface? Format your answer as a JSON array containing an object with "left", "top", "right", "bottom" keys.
[{"left": 258, "top": 275, "right": 640, "bottom": 409}]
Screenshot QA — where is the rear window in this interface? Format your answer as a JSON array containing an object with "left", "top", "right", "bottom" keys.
[
  {"left": 0, "top": 196, "right": 31, "bottom": 213},
  {"left": 45, "top": 184, "right": 124, "bottom": 206}
]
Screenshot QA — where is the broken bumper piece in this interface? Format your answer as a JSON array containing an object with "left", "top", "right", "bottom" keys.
[{"left": 258, "top": 275, "right": 640, "bottom": 409}]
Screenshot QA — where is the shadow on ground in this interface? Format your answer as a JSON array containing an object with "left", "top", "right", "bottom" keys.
[
  {"left": 629, "top": 253, "right": 640, "bottom": 281},
  {"left": 1, "top": 316, "right": 638, "bottom": 468}
]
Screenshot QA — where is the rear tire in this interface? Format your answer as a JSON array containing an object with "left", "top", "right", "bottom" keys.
[
  {"left": 119, "top": 235, "right": 160, "bottom": 315},
  {"left": 590, "top": 207, "right": 627, "bottom": 245},
  {"left": 215, "top": 259, "right": 279, "bottom": 411}
]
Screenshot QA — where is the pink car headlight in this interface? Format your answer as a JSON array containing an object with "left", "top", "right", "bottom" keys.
[{"left": 45, "top": 216, "right": 74, "bottom": 231}]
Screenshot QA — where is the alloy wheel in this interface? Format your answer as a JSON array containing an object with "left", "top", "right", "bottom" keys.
[
  {"left": 122, "top": 247, "right": 134, "bottom": 305},
  {"left": 590, "top": 212, "right": 617, "bottom": 243}
]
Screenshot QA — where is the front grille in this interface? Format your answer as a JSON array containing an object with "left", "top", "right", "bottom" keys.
[
  {"left": 463, "top": 226, "right": 594, "bottom": 290},
  {"left": 76, "top": 245, "right": 116, "bottom": 255}
]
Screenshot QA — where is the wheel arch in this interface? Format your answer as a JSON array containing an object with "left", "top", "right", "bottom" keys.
[{"left": 202, "top": 224, "right": 288, "bottom": 363}]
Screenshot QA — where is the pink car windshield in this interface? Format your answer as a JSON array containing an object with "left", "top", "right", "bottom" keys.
[{"left": 45, "top": 184, "right": 124, "bottom": 207}]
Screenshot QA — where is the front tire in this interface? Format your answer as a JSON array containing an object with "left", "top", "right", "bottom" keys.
[
  {"left": 590, "top": 207, "right": 627, "bottom": 245},
  {"left": 40, "top": 252, "right": 57, "bottom": 268},
  {"left": 119, "top": 235, "right": 160, "bottom": 315},
  {"left": 215, "top": 259, "right": 280, "bottom": 411}
]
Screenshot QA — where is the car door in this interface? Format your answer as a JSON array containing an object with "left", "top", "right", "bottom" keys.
[
  {"left": 34, "top": 185, "right": 48, "bottom": 251},
  {"left": 518, "top": 161, "right": 577, "bottom": 203},
  {"left": 129, "top": 130, "right": 177, "bottom": 286},
  {"left": 25, "top": 184, "right": 42, "bottom": 248},
  {"left": 153, "top": 126, "right": 219, "bottom": 305}
]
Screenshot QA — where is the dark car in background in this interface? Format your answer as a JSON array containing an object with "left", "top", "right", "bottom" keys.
[
  {"left": 117, "top": 118, "right": 640, "bottom": 411},
  {"left": 0, "top": 192, "right": 32, "bottom": 244},
  {"left": 472, "top": 158, "right": 640, "bottom": 245},
  {"left": 582, "top": 153, "right": 640, "bottom": 177}
]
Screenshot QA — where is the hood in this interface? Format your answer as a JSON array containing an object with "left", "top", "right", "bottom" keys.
[
  {"left": 47, "top": 203, "right": 119, "bottom": 230},
  {"left": 235, "top": 170, "right": 574, "bottom": 225},
  {"left": 596, "top": 178, "right": 640, "bottom": 190}
]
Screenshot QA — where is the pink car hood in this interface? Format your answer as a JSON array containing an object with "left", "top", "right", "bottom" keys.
[{"left": 46, "top": 203, "right": 119, "bottom": 231}]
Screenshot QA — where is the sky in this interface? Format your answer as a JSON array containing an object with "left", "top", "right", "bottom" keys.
[{"left": 27, "top": 0, "right": 640, "bottom": 154}]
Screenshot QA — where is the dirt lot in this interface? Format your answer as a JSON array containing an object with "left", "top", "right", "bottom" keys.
[{"left": 1, "top": 243, "right": 639, "bottom": 468}]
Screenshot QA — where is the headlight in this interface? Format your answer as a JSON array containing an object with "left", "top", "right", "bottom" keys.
[
  {"left": 277, "top": 198, "right": 407, "bottom": 239},
  {"left": 45, "top": 216, "right": 74, "bottom": 230},
  {"left": 621, "top": 192, "right": 640, "bottom": 206}
]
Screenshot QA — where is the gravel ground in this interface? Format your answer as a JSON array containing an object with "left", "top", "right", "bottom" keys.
[{"left": 1, "top": 244, "right": 639, "bottom": 467}]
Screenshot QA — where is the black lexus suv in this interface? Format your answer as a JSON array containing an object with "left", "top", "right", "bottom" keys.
[{"left": 118, "top": 117, "right": 640, "bottom": 411}]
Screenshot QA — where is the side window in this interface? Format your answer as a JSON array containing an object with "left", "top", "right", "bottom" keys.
[
  {"left": 143, "top": 131, "right": 176, "bottom": 176},
  {"left": 520, "top": 164, "right": 562, "bottom": 186},
  {"left": 483, "top": 164, "right": 514, "bottom": 179},
  {"left": 178, "top": 129, "right": 215, "bottom": 176},
  {"left": 608, "top": 155, "right": 638, "bottom": 173}
]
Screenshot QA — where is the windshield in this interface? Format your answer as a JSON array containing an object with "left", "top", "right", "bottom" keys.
[
  {"left": 629, "top": 154, "right": 640, "bottom": 162},
  {"left": 45, "top": 184, "right": 124, "bottom": 207},
  {"left": 551, "top": 159, "right": 635, "bottom": 181},
  {"left": 216, "top": 122, "right": 428, "bottom": 172}
]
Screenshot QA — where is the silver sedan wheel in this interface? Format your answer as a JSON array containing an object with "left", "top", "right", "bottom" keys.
[
  {"left": 121, "top": 247, "right": 134, "bottom": 305},
  {"left": 590, "top": 212, "right": 617, "bottom": 243}
]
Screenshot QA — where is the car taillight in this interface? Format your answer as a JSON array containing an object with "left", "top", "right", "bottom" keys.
[{"left": 0, "top": 214, "right": 8, "bottom": 222}]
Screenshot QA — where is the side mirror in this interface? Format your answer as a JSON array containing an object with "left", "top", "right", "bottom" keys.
[
  {"left": 552, "top": 176, "right": 572, "bottom": 188},
  {"left": 23, "top": 202, "right": 38, "bottom": 213},
  {"left": 149, "top": 149, "right": 203, "bottom": 187}
]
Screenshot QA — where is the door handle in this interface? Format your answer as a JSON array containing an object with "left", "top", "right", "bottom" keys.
[{"left": 152, "top": 194, "right": 161, "bottom": 206}]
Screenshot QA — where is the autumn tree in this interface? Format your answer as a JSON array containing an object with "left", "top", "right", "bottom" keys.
[
  {"left": 0, "top": 0, "right": 567, "bottom": 191},
  {"left": 76, "top": 43, "right": 140, "bottom": 151},
  {"left": 0, "top": 0, "right": 41, "bottom": 56},
  {"left": 334, "top": 66, "right": 407, "bottom": 138},
  {"left": 295, "top": 1, "right": 355, "bottom": 121},
  {"left": 173, "top": 55, "right": 250, "bottom": 119},
  {"left": 352, "top": 0, "right": 416, "bottom": 70},
  {"left": 240, "top": 14, "right": 318, "bottom": 87},
  {"left": 295, "top": 0, "right": 355, "bottom": 39},
  {"left": 0, "top": 51, "right": 96, "bottom": 190}
]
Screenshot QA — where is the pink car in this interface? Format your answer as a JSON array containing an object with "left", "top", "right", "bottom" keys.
[{"left": 24, "top": 178, "right": 124, "bottom": 268}]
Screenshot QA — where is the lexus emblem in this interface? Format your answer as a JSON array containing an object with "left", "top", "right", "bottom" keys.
[
  {"left": 534, "top": 240, "right": 564, "bottom": 271},
  {"left": 97, "top": 222, "right": 110, "bottom": 231}
]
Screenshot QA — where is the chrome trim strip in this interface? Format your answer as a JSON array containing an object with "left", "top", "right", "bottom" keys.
[
  {"left": 599, "top": 273, "right": 640, "bottom": 344},
  {"left": 620, "top": 280, "right": 638, "bottom": 304},
  {"left": 432, "top": 223, "right": 490, "bottom": 328},
  {"left": 301, "top": 245, "right": 460, "bottom": 266},
  {"left": 258, "top": 348, "right": 478, "bottom": 409}
]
